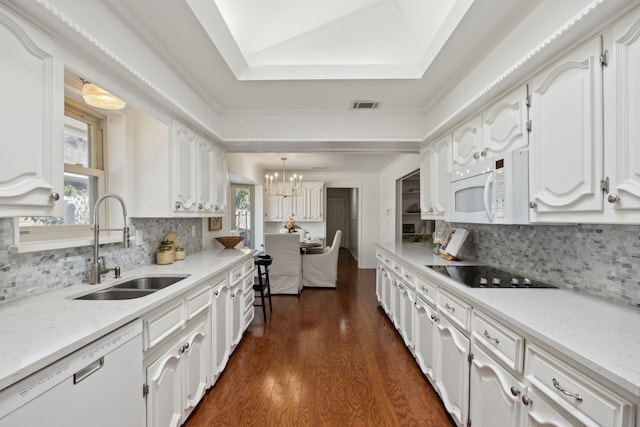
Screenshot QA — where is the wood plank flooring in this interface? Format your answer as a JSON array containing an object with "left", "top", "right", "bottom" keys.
[{"left": 185, "top": 249, "right": 455, "bottom": 426}]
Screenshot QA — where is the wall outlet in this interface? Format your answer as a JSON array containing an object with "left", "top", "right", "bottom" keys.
[
  {"left": 136, "top": 229, "right": 144, "bottom": 246},
  {"left": 192, "top": 225, "right": 196, "bottom": 237}
]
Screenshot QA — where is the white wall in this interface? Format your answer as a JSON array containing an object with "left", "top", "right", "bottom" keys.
[{"left": 378, "top": 154, "right": 421, "bottom": 243}]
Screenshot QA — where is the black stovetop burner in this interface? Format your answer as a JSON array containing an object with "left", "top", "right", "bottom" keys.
[{"left": 426, "top": 265, "right": 557, "bottom": 289}]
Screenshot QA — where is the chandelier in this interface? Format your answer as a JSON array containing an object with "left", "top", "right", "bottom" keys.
[{"left": 265, "top": 157, "right": 302, "bottom": 198}]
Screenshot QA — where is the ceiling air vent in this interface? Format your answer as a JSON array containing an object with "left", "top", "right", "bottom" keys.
[{"left": 350, "top": 100, "right": 380, "bottom": 110}]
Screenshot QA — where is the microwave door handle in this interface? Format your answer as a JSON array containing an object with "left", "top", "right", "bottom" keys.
[{"left": 483, "top": 172, "right": 495, "bottom": 222}]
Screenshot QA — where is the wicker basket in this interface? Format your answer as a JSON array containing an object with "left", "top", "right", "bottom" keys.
[{"left": 215, "top": 236, "right": 244, "bottom": 249}]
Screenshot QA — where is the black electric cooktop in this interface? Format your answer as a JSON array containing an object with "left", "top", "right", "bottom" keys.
[{"left": 426, "top": 265, "right": 557, "bottom": 289}]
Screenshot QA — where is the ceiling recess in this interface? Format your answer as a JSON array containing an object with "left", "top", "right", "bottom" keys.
[{"left": 350, "top": 101, "right": 381, "bottom": 110}]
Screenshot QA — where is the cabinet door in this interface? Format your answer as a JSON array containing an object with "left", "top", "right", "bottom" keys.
[
  {"left": 604, "top": 9, "right": 640, "bottom": 217},
  {"left": 482, "top": 86, "right": 528, "bottom": 156},
  {"left": 0, "top": 5, "right": 63, "bottom": 216},
  {"left": 469, "top": 345, "right": 525, "bottom": 427},
  {"left": 183, "top": 318, "right": 209, "bottom": 420},
  {"left": 399, "top": 285, "right": 415, "bottom": 351},
  {"left": 305, "top": 182, "right": 324, "bottom": 221},
  {"left": 421, "top": 136, "right": 451, "bottom": 220},
  {"left": 213, "top": 147, "right": 228, "bottom": 213},
  {"left": 264, "top": 194, "right": 281, "bottom": 221},
  {"left": 211, "top": 280, "right": 230, "bottom": 384},
  {"left": 414, "top": 297, "right": 438, "bottom": 383},
  {"left": 172, "top": 121, "right": 196, "bottom": 212},
  {"left": 521, "top": 388, "right": 578, "bottom": 427},
  {"left": 292, "top": 186, "right": 307, "bottom": 218},
  {"left": 529, "top": 37, "right": 604, "bottom": 222},
  {"left": 146, "top": 342, "right": 183, "bottom": 427},
  {"left": 230, "top": 282, "right": 244, "bottom": 350},
  {"left": 452, "top": 116, "right": 483, "bottom": 168},
  {"left": 420, "top": 148, "right": 435, "bottom": 217},
  {"left": 435, "top": 317, "right": 470, "bottom": 427},
  {"left": 196, "top": 136, "right": 215, "bottom": 213}
]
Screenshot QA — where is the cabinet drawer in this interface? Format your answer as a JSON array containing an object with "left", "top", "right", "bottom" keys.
[
  {"left": 244, "top": 306, "right": 254, "bottom": 326},
  {"left": 144, "top": 300, "right": 184, "bottom": 350},
  {"left": 185, "top": 285, "right": 210, "bottom": 320},
  {"left": 243, "top": 259, "right": 255, "bottom": 275},
  {"left": 392, "top": 260, "right": 403, "bottom": 277},
  {"left": 471, "top": 310, "right": 524, "bottom": 372},
  {"left": 402, "top": 268, "right": 416, "bottom": 288},
  {"left": 243, "top": 288, "right": 253, "bottom": 308},
  {"left": 229, "top": 264, "right": 244, "bottom": 284},
  {"left": 525, "top": 344, "right": 634, "bottom": 427},
  {"left": 242, "top": 276, "right": 253, "bottom": 293},
  {"left": 416, "top": 275, "right": 437, "bottom": 305},
  {"left": 437, "top": 289, "right": 471, "bottom": 332}
]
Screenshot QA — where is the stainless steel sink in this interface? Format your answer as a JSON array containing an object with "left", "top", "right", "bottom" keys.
[
  {"left": 75, "top": 288, "right": 157, "bottom": 300},
  {"left": 74, "top": 275, "right": 190, "bottom": 300},
  {"left": 113, "top": 275, "right": 190, "bottom": 290}
]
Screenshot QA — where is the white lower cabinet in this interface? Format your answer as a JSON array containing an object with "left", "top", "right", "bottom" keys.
[
  {"left": 375, "top": 248, "right": 638, "bottom": 427},
  {"left": 230, "top": 275, "right": 245, "bottom": 351},
  {"left": 469, "top": 344, "right": 526, "bottom": 427},
  {"left": 413, "top": 294, "right": 438, "bottom": 384},
  {"left": 145, "top": 312, "right": 209, "bottom": 427},
  {"left": 143, "top": 279, "right": 212, "bottom": 427},
  {"left": 211, "top": 277, "right": 231, "bottom": 385},
  {"left": 524, "top": 344, "right": 634, "bottom": 427},
  {"left": 435, "top": 315, "right": 470, "bottom": 427}
]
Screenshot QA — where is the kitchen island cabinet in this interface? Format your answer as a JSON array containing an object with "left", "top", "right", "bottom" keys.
[{"left": 375, "top": 242, "right": 640, "bottom": 427}]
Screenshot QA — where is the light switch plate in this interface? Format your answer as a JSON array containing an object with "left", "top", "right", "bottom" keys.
[{"left": 136, "top": 229, "right": 144, "bottom": 246}]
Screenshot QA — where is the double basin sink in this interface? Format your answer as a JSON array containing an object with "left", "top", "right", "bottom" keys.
[{"left": 75, "top": 275, "right": 190, "bottom": 300}]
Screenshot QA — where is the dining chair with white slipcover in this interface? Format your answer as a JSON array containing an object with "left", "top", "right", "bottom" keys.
[
  {"left": 301, "top": 230, "right": 342, "bottom": 288},
  {"left": 263, "top": 233, "right": 302, "bottom": 294}
]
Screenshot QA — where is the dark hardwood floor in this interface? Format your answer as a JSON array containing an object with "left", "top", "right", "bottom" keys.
[{"left": 185, "top": 249, "right": 455, "bottom": 426}]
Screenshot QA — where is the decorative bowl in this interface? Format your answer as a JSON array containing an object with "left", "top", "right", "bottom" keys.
[{"left": 215, "top": 236, "right": 244, "bottom": 249}]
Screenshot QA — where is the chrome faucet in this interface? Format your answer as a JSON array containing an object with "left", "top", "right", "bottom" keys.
[{"left": 90, "top": 193, "right": 130, "bottom": 284}]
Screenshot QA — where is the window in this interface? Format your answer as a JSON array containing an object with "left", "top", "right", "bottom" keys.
[{"left": 19, "top": 98, "right": 105, "bottom": 244}]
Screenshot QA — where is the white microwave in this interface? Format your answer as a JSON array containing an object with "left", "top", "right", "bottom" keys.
[{"left": 448, "top": 150, "right": 529, "bottom": 224}]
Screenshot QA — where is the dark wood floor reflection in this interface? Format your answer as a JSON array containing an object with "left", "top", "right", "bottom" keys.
[{"left": 185, "top": 249, "right": 454, "bottom": 426}]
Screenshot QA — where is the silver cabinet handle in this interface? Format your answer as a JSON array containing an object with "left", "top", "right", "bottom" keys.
[
  {"left": 552, "top": 378, "right": 582, "bottom": 402},
  {"left": 49, "top": 192, "right": 60, "bottom": 201},
  {"left": 522, "top": 395, "right": 532, "bottom": 406},
  {"left": 444, "top": 303, "right": 455, "bottom": 312},
  {"left": 483, "top": 330, "right": 500, "bottom": 344},
  {"left": 480, "top": 150, "right": 487, "bottom": 157},
  {"left": 510, "top": 386, "right": 520, "bottom": 397},
  {"left": 529, "top": 201, "right": 538, "bottom": 209},
  {"left": 607, "top": 194, "right": 620, "bottom": 203},
  {"left": 430, "top": 314, "right": 439, "bottom": 322},
  {"left": 175, "top": 201, "right": 181, "bottom": 209},
  {"left": 198, "top": 203, "right": 203, "bottom": 210}
]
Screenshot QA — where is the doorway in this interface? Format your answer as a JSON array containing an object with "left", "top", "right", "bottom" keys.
[
  {"left": 326, "top": 188, "right": 359, "bottom": 260},
  {"left": 231, "top": 185, "right": 254, "bottom": 248}
]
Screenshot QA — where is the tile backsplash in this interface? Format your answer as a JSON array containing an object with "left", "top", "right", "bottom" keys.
[
  {"left": 0, "top": 218, "right": 202, "bottom": 304},
  {"left": 452, "top": 222, "right": 640, "bottom": 309}
]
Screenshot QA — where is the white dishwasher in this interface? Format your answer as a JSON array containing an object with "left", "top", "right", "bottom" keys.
[{"left": 0, "top": 320, "right": 144, "bottom": 427}]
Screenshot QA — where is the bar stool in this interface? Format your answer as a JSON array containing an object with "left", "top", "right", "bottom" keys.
[{"left": 254, "top": 254, "right": 273, "bottom": 321}]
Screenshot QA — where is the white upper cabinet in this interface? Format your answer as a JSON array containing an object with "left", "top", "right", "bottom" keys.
[
  {"left": 173, "top": 121, "right": 197, "bottom": 212},
  {"left": 421, "top": 135, "right": 451, "bottom": 220},
  {"left": 452, "top": 86, "right": 528, "bottom": 170},
  {"left": 172, "top": 120, "right": 227, "bottom": 216},
  {"left": 0, "top": 4, "right": 63, "bottom": 217},
  {"left": 528, "top": 37, "right": 604, "bottom": 223},
  {"left": 213, "top": 146, "right": 229, "bottom": 214},
  {"left": 603, "top": 7, "right": 640, "bottom": 221},
  {"left": 452, "top": 116, "right": 483, "bottom": 168},
  {"left": 265, "top": 182, "right": 323, "bottom": 222},
  {"left": 482, "top": 86, "right": 528, "bottom": 156}
]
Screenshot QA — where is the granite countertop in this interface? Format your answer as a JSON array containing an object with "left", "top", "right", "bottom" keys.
[
  {"left": 376, "top": 242, "right": 640, "bottom": 398},
  {"left": 0, "top": 247, "right": 255, "bottom": 391}
]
